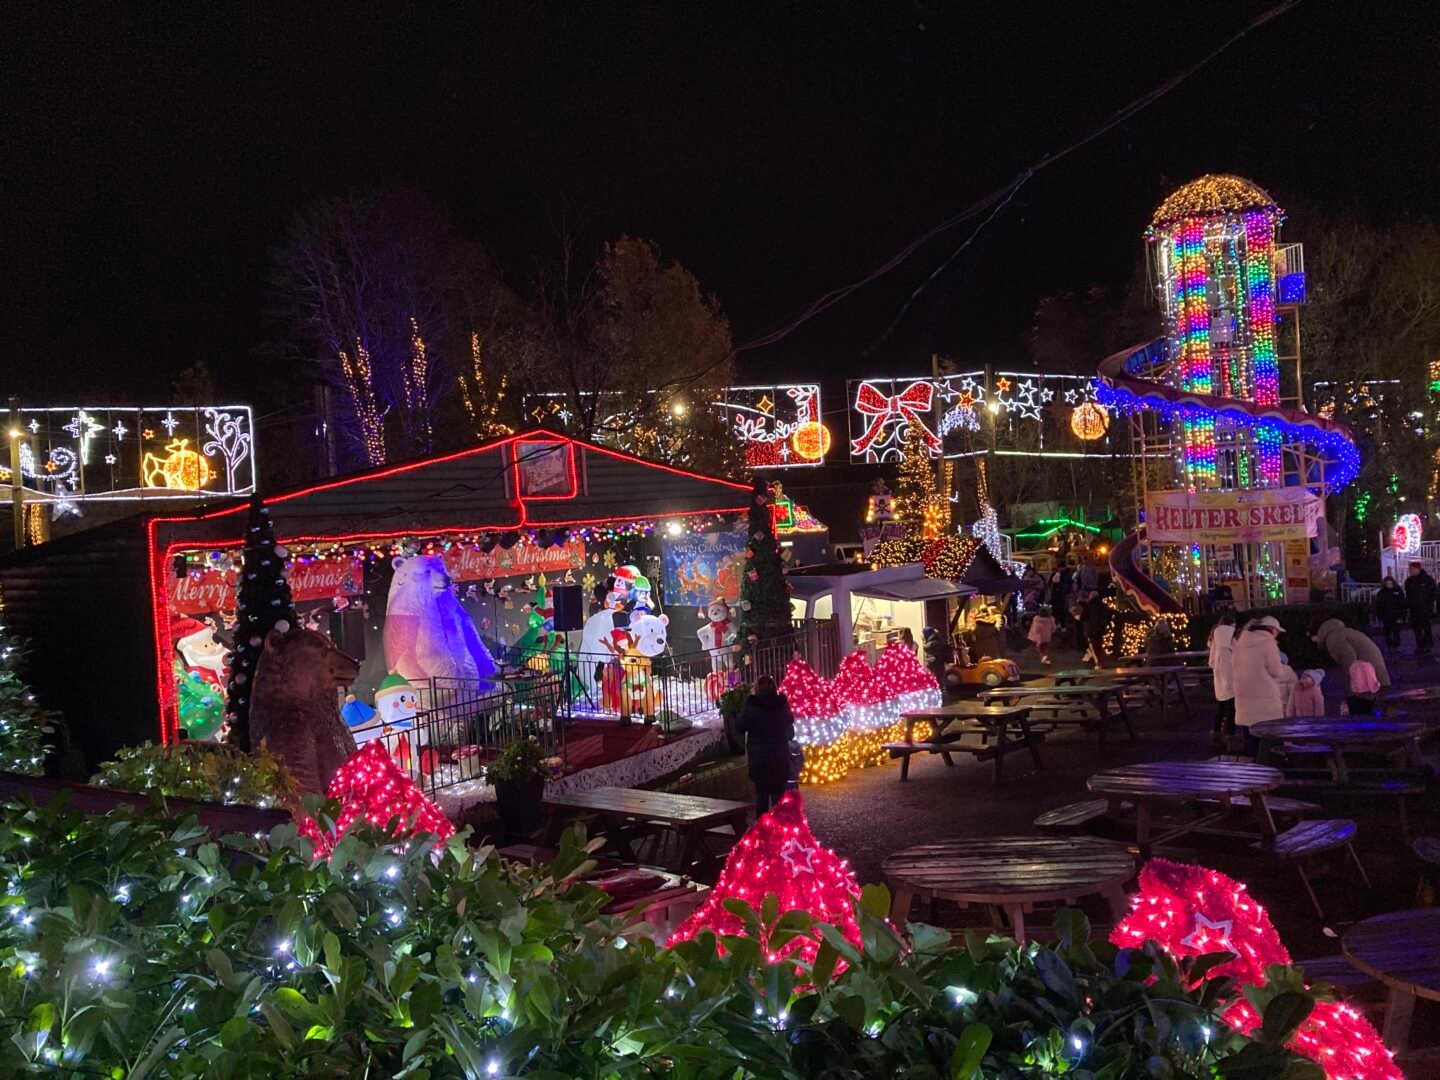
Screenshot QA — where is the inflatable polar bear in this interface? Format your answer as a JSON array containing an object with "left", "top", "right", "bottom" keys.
[{"left": 384, "top": 555, "right": 497, "bottom": 686}]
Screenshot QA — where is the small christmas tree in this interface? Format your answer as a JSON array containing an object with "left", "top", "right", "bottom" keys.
[
  {"left": 224, "top": 499, "right": 296, "bottom": 752},
  {"left": 1112, "top": 859, "right": 1400, "bottom": 1080},
  {"left": 895, "top": 423, "right": 935, "bottom": 533},
  {"left": 736, "top": 477, "right": 792, "bottom": 653},
  {"left": 668, "top": 792, "right": 861, "bottom": 965},
  {"left": 0, "top": 628, "right": 53, "bottom": 775},
  {"left": 298, "top": 741, "right": 455, "bottom": 858}
]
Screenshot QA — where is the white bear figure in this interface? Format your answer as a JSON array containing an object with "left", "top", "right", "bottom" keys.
[
  {"left": 384, "top": 555, "right": 497, "bottom": 687},
  {"left": 577, "top": 609, "right": 669, "bottom": 690}
]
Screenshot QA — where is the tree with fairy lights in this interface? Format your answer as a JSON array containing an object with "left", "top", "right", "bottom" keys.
[
  {"left": 667, "top": 791, "right": 861, "bottom": 965},
  {"left": 0, "top": 628, "right": 54, "bottom": 775},
  {"left": 736, "top": 477, "right": 792, "bottom": 654},
  {"left": 224, "top": 499, "right": 296, "bottom": 753},
  {"left": 894, "top": 423, "right": 935, "bottom": 534}
]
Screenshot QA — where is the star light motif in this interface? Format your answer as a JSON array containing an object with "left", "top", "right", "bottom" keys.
[
  {"left": 995, "top": 377, "right": 1011, "bottom": 393},
  {"left": 779, "top": 836, "right": 816, "bottom": 875},
  {"left": 142, "top": 428, "right": 155, "bottom": 439},
  {"left": 26, "top": 420, "right": 39, "bottom": 433},
  {"left": 756, "top": 394, "right": 775, "bottom": 416},
  {"left": 112, "top": 422, "right": 128, "bottom": 439},
  {"left": 1179, "top": 913, "right": 1235, "bottom": 954},
  {"left": 1040, "top": 387, "right": 1056, "bottom": 403},
  {"left": 104, "top": 453, "right": 117, "bottom": 465},
  {"left": 1064, "top": 388, "right": 1079, "bottom": 405},
  {"left": 161, "top": 411, "right": 181, "bottom": 436},
  {"left": 958, "top": 390, "right": 975, "bottom": 409}
]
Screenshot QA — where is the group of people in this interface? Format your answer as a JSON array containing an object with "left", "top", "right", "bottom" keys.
[
  {"left": 1373, "top": 560, "right": 1437, "bottom": 652},
  {"left": 1208, "top": 610, "right": 1391, "bottom": 754}
]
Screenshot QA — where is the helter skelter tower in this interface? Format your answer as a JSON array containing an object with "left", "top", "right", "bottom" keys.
[{"left": 1099, "top": 176, "right": 1359, "bottom": 610}]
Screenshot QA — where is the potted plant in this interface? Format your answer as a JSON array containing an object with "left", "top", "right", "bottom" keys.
[{"left": 487, "top": 738, "right": 560, "bottom": 841}]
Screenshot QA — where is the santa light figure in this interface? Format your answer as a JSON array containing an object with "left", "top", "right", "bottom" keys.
[
  {"left": 1111, "top": 859, "right": 1400, "bottom": 1080},
  {"left": 667, "top": 791, "right": 861, "bottom": 966},
  {"left": 298, "top": 740, "right": 455, "bottom": 859}
]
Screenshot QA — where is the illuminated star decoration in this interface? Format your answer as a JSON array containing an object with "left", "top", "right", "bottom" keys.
[
  {"left": 104, "top": 453, "right": 117, "bottom": 465},
  {"left": 780, "top": 836, "right": 817, "bottom": 875},
  {"left": 1064, "top": 388, "right": 1079, "bottom": 405},
  {"left": 1040, "top": 386, "right": 1056, "bottom": 403},
  {"left": 1179, "top": 912, "right": 1235, "bottom": 954},
  {"left": 63, "top": 410, "right": 105, "bottom": 463},
  {"left": 26, "top": 419, "right": 39, "bottom": 433},
  {"left": 112, "top": 421, "right": 128, "bottom": 440},
  {"left": 756, "top": 394, "right": 775, "bottom": 416},
  {"left": 142, "top": 428, "right": 154, "bottom": 439},
  {"left": 161, "top": 410, "right": 181, "bottom": 436},
  {"left": 995, "top": 377, "right": 1011, "bottom": 393},
  {"left": 958, "top": 390, "right": 975, "bottom": 409},
  {"left": 1011, "top": 379, "right": 1043, "bottom": 421}
]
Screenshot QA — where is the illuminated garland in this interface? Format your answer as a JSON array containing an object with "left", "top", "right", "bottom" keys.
[
  {"left": 1175, "top": 216, "right": 1217, "bottom": 484},
  {"left": 1112, "top": 860, "right": 1399, "bottom": 1080},
  {"left": 1100, "top": 596, "right": 1189, "bottom": 658},
  {"left": 1244, "top": 209, "right": 1283, "bottom": 483},
  {"left": 871, "top": 535, "right": 980, "bottom": 579}
]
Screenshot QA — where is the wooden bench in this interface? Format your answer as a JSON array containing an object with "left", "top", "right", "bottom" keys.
[
  {"left": 1252, "top": 819, "right": 1369, "bottom": 919},
  {"left": 1034, "top": 798, "right": 1119, "bottom": 834}
]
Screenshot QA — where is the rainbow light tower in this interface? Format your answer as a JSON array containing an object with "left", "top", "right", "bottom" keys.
[
  {"left": 1098, "top": 175, "right": 1359, "bottom": 610},
  {"left": 1148, "top": 175, "right": 1286, "bottom": 487}
]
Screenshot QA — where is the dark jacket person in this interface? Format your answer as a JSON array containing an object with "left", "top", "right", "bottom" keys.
[{"left": 736, "top": 675, "right": 795, "bottom": 815}]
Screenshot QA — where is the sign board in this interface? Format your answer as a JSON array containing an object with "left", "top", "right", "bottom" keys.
[
  {"left": 1145, "top": 488, "right": 1321, "bottom": 545},
  {"left": 661, "top": 531, "right": 747, "bottom": 606},
  {"left": 169, "top": 559, "right": 364, "bottom": 616},
  {"left": 514, "top": 440, "right": 575, "bottom": 497},
  {"left": 1284, "top": 538, "right": 1311, "bottom": 604},
  {"left": 441, "top": 539, "right": 586, "bottom": 583}
]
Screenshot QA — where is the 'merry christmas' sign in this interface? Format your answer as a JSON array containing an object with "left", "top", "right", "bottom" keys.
[
  {"left": 1145, "top": 487, "right": 1320, "bottom": 545},
  {"left": 441, "top": 539, "right": 586, "bottom": 582},
  {"left": 169, "top": 560, "right": 364, "bottom": 615}
]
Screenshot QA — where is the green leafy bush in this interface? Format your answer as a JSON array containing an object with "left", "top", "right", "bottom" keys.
[
  {"left": 0, "top": 630, "right": 56, "bottom": 775},
  {"left": 90, "top": 741, "right": 300, "bottom": 810},
  {"left": 0, "top": 798, "right": 1320, "bottom": 1077},
  {"left": 485, "top": 736, "right": 560, "bottom": 784}
]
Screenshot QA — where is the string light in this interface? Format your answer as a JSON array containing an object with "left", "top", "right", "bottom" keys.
[
  {"left": 1112, "top": 859, "right": 1400, "bottom": 1080},
  {"left": 298, "top": 741, "right": 455, "bottom": 858},
  {"left": 667, "top": 792, "right": 862, "bottom": 967},
  {"left": 339, "top": 341, "right": 386, "bottom": 466}
]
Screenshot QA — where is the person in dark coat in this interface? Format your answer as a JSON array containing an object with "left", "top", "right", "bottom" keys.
[
  {"left": 1375, "top": 576, "right": 1407, "bottom": 650},
  {"left": 735, "top": 675, "right": 795, "bottom": 814},
  {"left": 1406, "top": 562, "right": 1437, "bottom": 653}
]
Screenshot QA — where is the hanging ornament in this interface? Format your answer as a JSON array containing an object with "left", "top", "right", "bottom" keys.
[{"left": 1070, "top": 401, "right": 1110, "bottom": 441}]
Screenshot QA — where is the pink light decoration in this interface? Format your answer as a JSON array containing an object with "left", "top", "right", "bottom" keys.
[
  {"left": 298, "top": 741, "right": 456, "bottom": 858},
  {"left": 667, "top": 791, "right": 862, "bottom": 966},
  {"left": 780, "top": 657, "right": 845, "bottom": 745},
  {"left": 1111, "top": 859, "right": 1399, "bottom": 1080}
]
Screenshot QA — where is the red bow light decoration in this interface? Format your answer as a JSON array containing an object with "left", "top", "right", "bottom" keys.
[{"left": 851, "top": 380, "right": 940, "bottom": 456}]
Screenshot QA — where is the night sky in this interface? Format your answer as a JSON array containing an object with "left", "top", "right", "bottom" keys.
[{"left": 6, "top": 1, "right": 1438, "bottom": 408}]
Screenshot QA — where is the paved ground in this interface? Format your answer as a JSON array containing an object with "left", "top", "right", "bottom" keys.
[{"left": 804, "top": 633, "right": 1440, "bottom": 961}]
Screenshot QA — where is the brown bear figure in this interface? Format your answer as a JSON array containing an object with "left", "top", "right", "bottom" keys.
[{"left": 249, "top": 622, "right": 361, "bottom": 795}]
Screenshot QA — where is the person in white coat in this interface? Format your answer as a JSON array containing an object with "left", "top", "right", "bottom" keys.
[
  {"left": 1231, "top": 615, "right": 1295, "bottom": 756},
  {"left": 1207, "top": 611, "right": 1237, "bottom": 749}
]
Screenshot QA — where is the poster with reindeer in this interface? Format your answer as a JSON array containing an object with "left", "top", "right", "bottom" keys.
[{"left": 661, "top": 531, "right": 747, "bottom": 607}]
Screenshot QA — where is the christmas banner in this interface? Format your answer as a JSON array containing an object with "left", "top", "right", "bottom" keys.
[
  {"left": 441, "top": 538, "right": 586, "bottom": 583},
  {"left": 1145, "top": 488, "right": 1321, "bottom": 545},
  {"left": 169, "top": 559, "right": 365, "bottom": 615},
  {"left": 661, "top": 531, "right": 747, "bottom": 606}
]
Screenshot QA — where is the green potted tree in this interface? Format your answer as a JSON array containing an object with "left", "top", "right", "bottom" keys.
[{"left": 488, "top": 738, "right": 560, "bottom": 841}]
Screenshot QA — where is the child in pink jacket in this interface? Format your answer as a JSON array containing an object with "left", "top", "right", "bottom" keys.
[
  {"left": 1027, "top": 606, "right": 1057, "bottom": 665},
  {"left": 1286, "top": 669, "right": 1326, "bottom": 717}
]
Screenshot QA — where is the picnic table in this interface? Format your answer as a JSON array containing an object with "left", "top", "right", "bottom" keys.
[
  {"left": 1088, "top": 760, "right": 1284, "bottom": 857},
  {"left": 890, "top": 703, "right": 1042, "bottom": 781},
  {"left": 1118, "top": 650, "right": 1210, "bottom": 667},
  {"left": 1378, "top": 685, "right": 1440, "bottom": 716},
  {"left": 543, "top": 787, "right": 750, "bottom": 874},
  {"left": 1342, "top": 908, "right": 1440, "bottom": 1050},
  {"left": 882, "top": 835, "right": 1135, "bottom": 940},
  {"left": 1250, "top": 717, "right": 1429, "bottom": 785},
  {"left": 1052, "top": 665, "right": 1193, "bottom": 724},
  {"left": 979, "top": 683, "right": 1135, "bottom": 749}
]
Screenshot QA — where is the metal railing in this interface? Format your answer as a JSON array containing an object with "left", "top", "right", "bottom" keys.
[{"left": 380, "top": 617, "right": 841, "bottom": 794}]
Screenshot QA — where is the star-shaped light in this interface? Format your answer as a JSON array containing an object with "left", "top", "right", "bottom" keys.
[
  {"left": 1064, "top": 389, "right": 1079, "bottom": 405},
  {"left": 958, "top": 390, "right": 975, "bottom": 409},
  {"left": 26, "top": 419, "right": 39, "bottom": 433},
  {"left": 161, "top": 410, "right": 181, "bottom": 435},
  {"left": 1040, "top": 387, "right": 1055, "bottom": 403},
  {"left": 779, "top": 836, "right": 816, "bottom": 875},
  {"left": 112, "top": 422, "right": 128, "bottom": 439},
  {"left": 995, "top": 377, "right": 1011, "bottom": 394},
  {"left": 1180, "top": 913, "right": 1235, "bottom": 954},
  {"left": 756, "top": 394, "right": 775, "bottom": 416},
  {"left": 104, "top": 453, "right": 117, "bottom": 465},
  {"left": 142, "top": 428, "right": 155, "bottom": 439}
]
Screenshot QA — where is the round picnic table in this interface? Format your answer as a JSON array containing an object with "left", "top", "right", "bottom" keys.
[
  {"left": 1250, "top": 717, "right": 1428, "bottom": 784},
  {"left": 881, "top": 835, "right": 1135, "bottom": 941},
  {"left": 1379, "top": 685, "right": 1440, "bottom": 716},
  {"left": 1088, "top": 760, "right": 1284, "bottom": 856},
  {"left": 1342, "top": 908, "right": 1440, "bottom": 1050}
]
